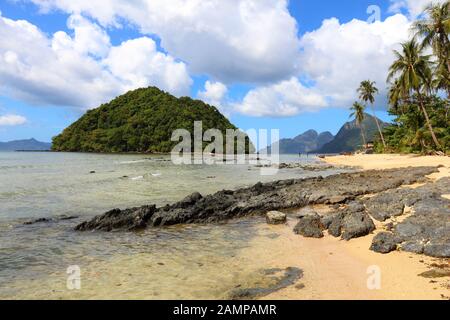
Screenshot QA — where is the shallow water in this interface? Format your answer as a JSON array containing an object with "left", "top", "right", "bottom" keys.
[{"left": 0, "top": 152, "right": 348, "bottom": 299}]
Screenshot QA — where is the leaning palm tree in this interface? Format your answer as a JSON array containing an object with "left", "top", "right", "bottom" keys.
[
  {"left": 412, "top": 1, "right": 450, "bottom": 95},
  {"left": 357, "top": 80, "right": 386, "bottom": 148},
  {"left": 350, "top": 102, "right": 367, "bottom": 147},
  {"left": 388, "top": 39, "right": 442, "bottom": 149}
]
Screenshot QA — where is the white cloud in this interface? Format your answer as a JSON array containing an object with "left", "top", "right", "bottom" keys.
[
  {"left": 297, "top": 14, "right": 411, "bottom": 108},
  {"left": 104, "top": 38, "right": 192, "bottom": 96},
  {"left": 198, "top": 81, "right": 227, "bottom": 106},
  {"left": 233, "top": 77, "right": 327, "bottom": 117},
  {"left": 0, "top": 114, "right": 27, "bottom": 126},
  {"left": 389, "top": 0, "right": 446, "bottom": 18},
  {"left": 197, "top": 80, "right": 230, "bottom": 115},
  {"left": 0, "top": 13, "right": 192, "bottom": 109},
  {"left": 28, "top": 0, "right": 301, "bottom": 84},
  {"left": 235, "top": 15, "right": 413, "bottom": 117},
  {"left": 64, "top": 14, "right": 111, "bottom": 58}
]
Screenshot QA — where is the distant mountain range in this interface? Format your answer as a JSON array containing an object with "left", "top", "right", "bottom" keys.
[
  {"left": 0, "top": 138, "right": 51, "bottom": 151},
  {"left": 263, "top": 130, "right": 334, "bottom": 154},
  {"left": 264, "top": 113, "right": 388, "bottom": 154}
]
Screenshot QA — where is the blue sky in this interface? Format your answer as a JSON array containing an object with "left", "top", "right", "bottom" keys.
[{"left": 0, "top": 0, "right": 431, "bottom": 142}]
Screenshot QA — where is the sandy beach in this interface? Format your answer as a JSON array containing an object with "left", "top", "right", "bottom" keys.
[
  {"left": 258, "top": 218, "right": 448, "bottom": 300},
  {"left": 324, "top": 154, "right": 450, "bottom": 180},
  {"left": 260, "top": 154, "right": 450, "bottom": 300}
]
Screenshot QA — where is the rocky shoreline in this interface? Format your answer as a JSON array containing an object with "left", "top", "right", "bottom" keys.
[{"left": 75, "top": 165, "right": 449, "bottom": 258}]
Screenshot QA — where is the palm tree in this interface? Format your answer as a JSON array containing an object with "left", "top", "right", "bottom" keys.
[
  {"left": 388, "top": 39, "right": 442, "bottom": 149},
  {"left": 350, "top": 102, "right": 367, "bottom": 147},
  {"left": 388, "top": 79, "right": 413, "bottom": 115},
  {"left": 357, "top": 80, "right": 386, "bottom": 148},
  {"left": 388, "top": 80, "right": 403, "bottom": 114},
  {"left": 412, "top": 1, "right": 450, "bottom": 95}
]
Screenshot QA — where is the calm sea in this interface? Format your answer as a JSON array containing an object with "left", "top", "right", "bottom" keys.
[{"left": 0, "top": 152, "right": 348, "bottom": 299}]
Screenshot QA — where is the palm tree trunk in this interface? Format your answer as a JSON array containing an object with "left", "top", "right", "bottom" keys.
[
  {"left": 446, "top": 52, "right": 450, "bottom": 75},
  {"left": 446, "top": 89, "right": 450, "bottom": 120},
  {"left": 360, "top": 124, "right": 367, "bottom": 148},
  {"left": 370, "top": 104, "right": 386, "bottom": 148},
  {"left": 416, "top": 90, "right": 441, "bottom": 150}
]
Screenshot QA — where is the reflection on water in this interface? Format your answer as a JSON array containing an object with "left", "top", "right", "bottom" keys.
[{"left": 0, "top": 152, "right": 347, "bottom": 299}]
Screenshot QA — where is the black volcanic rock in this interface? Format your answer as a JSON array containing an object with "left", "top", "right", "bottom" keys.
[
  {"left": 367, "top": 177, "right": 450, "bottom": 258},
  {"left": 75, "top": 206, "right": 156, "bottom": 232},
  {"left": 76, "top": 167, "right": 437, "bottom": 232},
  {"left": 370, "top": 232, "right": 399, "bottom": 254},
  {"left": 293, "top": 216, "right": 325, "bottom": 238}
]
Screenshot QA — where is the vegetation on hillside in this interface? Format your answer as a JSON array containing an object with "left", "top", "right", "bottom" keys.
[{"left": 52, "top": 87, "right": 252, "bottom": 153}]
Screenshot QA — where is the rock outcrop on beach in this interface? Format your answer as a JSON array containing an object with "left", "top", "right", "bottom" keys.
[
  {"left": 318, "top": 202, "right": 377, "bottom": 240},
  {"left": 75, "top": 166, "right": 450, "bottom": 258},
  {"left": 367, "top": 177, "right": 450, "bottom": 258},
  {"left": 76, "top": 166, "right": 436, "bottom": 230}
]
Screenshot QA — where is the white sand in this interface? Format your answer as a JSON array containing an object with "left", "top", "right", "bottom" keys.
[{"left": 260, "top": 154, "right": 450, "bottom": 300}]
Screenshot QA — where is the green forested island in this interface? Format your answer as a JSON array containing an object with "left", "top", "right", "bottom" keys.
[{"left": 52, "top": 87, "right": 247, "bottom": 153}]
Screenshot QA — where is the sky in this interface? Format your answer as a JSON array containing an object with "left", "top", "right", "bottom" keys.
[{"left": 0, "top": 0, "right": 442, "bottom": 142}]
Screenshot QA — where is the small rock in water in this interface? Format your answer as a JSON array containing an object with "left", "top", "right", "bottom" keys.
[
  {"left": 90, "top": 171, "right": 96, "bottom": 174},
  {"left": 266, "top": 211, "right": 287, "bottom": 225},
  {"left": 370, "top": 232, "right": 399, "bottom": 254},
  {"left": 23, "top": 215, "right": 79, "bottom": 225}
]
